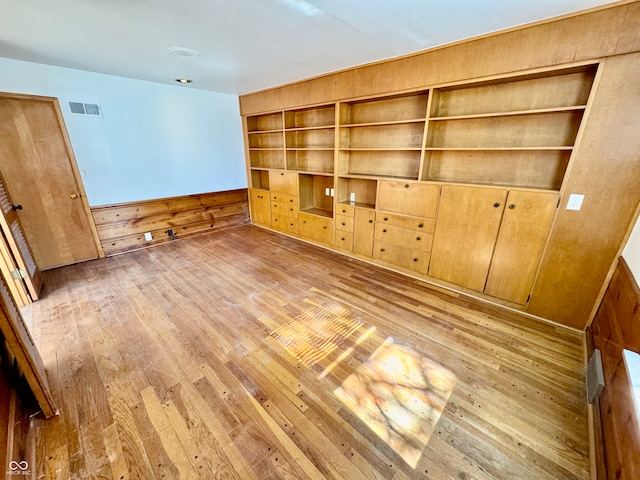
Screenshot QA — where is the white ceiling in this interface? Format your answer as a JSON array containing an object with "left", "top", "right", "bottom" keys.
[{"left": 0, "top": 0, "right": 617, "bottom": 95}]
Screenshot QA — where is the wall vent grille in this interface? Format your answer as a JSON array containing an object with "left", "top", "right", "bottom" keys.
[{"left": 69, "top": 102, "right": 102, "bottom": 117}]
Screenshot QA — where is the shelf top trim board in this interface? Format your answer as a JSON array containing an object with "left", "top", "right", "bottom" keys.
[
  {"left": 424, "top": 146, "right": 574, "bottom": 151},
  {"left": 339, "top": 118, "right": 426, "bottom": 128},
  {"left": 300, "top": 207, "right": 333, "bottom": 218},
  {"left": 340, "top": 148, "right": 423, "bottom": 151},
  {"left": 285, "top": 125, "right": 335, "bottom": 132},
  {"left": 249, "top": 147, "right": 285, "bottom": 151},
  {"left": 285, "top": 148, "right": 335, "bottom": 151},
  {"left": 247, "top": 128, "right": 284, "bottom": 134},
  {"left": 337, "top": 201, "right": 376, "bottom": 210},
  {"left": 429, "top": 105, "right": 588, "bottom": 121}
]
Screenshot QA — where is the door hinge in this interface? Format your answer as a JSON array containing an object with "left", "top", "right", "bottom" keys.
[{"left": 10, "top": 269, "right": 27, "bottom": 280}]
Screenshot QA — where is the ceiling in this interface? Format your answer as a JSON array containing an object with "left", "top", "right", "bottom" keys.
[{"left": 0, "top": 0, "right": 617, "bottom": 95}]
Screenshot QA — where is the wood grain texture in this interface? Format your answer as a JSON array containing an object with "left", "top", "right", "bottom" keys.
[
  {"left": 588, "top": 258, "right": 640, "bottom": 480},
  {"left": 528, "top": 52, "right": 640, "bottom": 328},
  {"left": 91, "top": 189, "right": 249, "bottom": 256},
  {"left": 25, "top": 226, "right": 591, "bottom": 479}
]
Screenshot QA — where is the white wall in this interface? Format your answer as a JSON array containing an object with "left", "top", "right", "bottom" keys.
[
  {"left": 623, "top": 215, "right": 640, "bottom": 281},
  {"left": 0, "top": 57, "right": 246, "bottom": 206}
]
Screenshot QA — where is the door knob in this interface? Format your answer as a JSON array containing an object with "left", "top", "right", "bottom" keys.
[{"left": 70, "top": 193, "right": 78, "bottom": 199}]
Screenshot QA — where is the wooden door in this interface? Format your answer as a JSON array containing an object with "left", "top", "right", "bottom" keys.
[
  {"left": 353, "top": 208, "right": 375, "bottom": 257},
  {"left": 249, "top": 189, "right": 271, "bottom": 226},
  {"left": 0, "top": 95, "right": 100, "bottom": 270},
  {"left": 429, "top": 185, "right": 507, "bottom": 291},
  {"left": 0, "top": 173, "right": 42, "bottom": 302},
  {"left": 269, "top": 171, "right": 298, "bottom": 195},
  {"left": 377, "top": 181, "right": 440, "bottom": 218},
  {"left": 484, "top": 191, "right": 559, "bottom": 304}
]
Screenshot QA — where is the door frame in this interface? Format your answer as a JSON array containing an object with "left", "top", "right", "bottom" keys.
[{"left": 0, "top": 92, "right": 105, "bottom": 264}]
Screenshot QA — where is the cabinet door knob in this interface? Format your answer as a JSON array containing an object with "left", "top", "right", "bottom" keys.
[
  {"left": 303, "top": 220, "right": 306, "bottom": 223},
  {"left": 323, "top": 226, "right": 327, "bottom": 229},
  {"left": 384, "top": 217, "right": 388, "bottom": 221},
  {"left": 493, "top": 203, "right": 500, "bottom": 208},
  {"left": 380, "top": 248, "right": 385, "bottom": 252},
  {"left": 342, "top": 209, "right": 346, "bottom": 213},
  {"left": 413, "top": 258, "right": 418, "bottom": 262},
  {"left": 369, "top": 219, "right": 373, "bottom": 223},
  {"left": 404, "top": 184, "right": 410, "bottom": 189},
  {"left": 416, "top": 236, "right": 421, "bottom": 241},
  {"left": 418, "top": 223, "right": 423, "bottom": 228},
  {"left": 341, "top": 237, "right": 345, "bottom": 241},
  {"left": 509, "top": 204, "right": 516, "bottom": 209},
  {"left": 341, "top": 222, "right": 346, "bottom": 226},
  {"left": 383, "top": 229, "right": 387, "bottom": 233}
]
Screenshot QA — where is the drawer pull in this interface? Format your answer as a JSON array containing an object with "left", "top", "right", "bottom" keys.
[
  {"left": 290, "top": 199, "right": 294, "bottom": 203},
  {"left": 418, "top": 223, "right": 423, "bottom": 228},
  {"left": 341, "top": 237, "right": 345, "bottom": 241},
  {"left": 384, "top": 217, "right": 388, "bottom": 221},
  {"left": 323, "top": 226, "right": 327, "bottom": 229},
  {"left": 380, "top": 248, "right": 385, "bottom": 252},
  {"left": 342, "top": 209, "right": 346, "bottom": 213},
  {"left": 341, "top": 222, "right": 346, "bottom": 226},
  {"left": 509, "top": 204, "right": 516, "bottom": 209},
  {"left": 383, "top": 229, "right": 387, "bottom": 233},
  {"left": 369, "top": 219, "right": 373, "bottom": 223},
  {"left": 493, "top": 202, "right": 500, "bottom": 208},
  {"left": 303, "top": 220, "right": 306, "bottom": 224},
  {"left": 413, "top": 258, "right": 418, "bottom": 262},
  {"left": 404, "top": 184, "right": 410, "bottom": 189},
  {"left": 416, "top": 236, "right": 421, "bottom": 241}
]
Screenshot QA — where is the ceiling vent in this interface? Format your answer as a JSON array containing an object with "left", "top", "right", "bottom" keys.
[{"left": 69, "top": 102, "right": 102, "bottom": 117}]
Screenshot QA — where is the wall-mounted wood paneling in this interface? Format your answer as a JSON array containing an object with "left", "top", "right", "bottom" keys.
[
  {"left": 91, "top": 189, "right": 249, "bottom": 256},
  {"left": 240, "top": 2, "right": 638, "bottom": 115},
  {"left": 588, "top": 258, "right": 640, "bottom": 480}
]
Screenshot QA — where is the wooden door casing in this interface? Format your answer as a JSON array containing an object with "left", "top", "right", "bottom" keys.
[
  {"left": 0, "top": 94, "right": 101, "bottom": 269},
  {"left": 484, "top": 191, "right": 559, "bottom": 304},
  {"left": 429, "top": 185, "right": 507, "bottom": 292}
]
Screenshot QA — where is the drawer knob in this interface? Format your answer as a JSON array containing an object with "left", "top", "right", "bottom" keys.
[
  {"left": 384, "top": 217, "right": 388, "bottom": 221},
  {"left": 418, "top": 223, "right": 423, "bottom": 228},
  {"left": 383, "top": 229, "right": 387, "bottom": 233},
  {"left": 342, "top": 209, "right": 346, "bottom": 213},
  {"left": 341, "top": 237, "right": 345, "bottom": 241},
  {"left": 303, "top": 220, "right": 306, "bottom": 224},
  {"left": 493, "top": 202, "right": 500, "bottom": 208},
  {"left": 369, "top": 219, "right": 373, "bottom": 223},
  {"left": 509, "top": 204, "right": 516, "bottom": 209},
  {"left": 323, "top": 226, "right": 327, "bottom": 229},
  {"left": 413, "top": 258, "right": 418, "bottom": 262},
  {"left": 342, "top": 222, "right": 346, "bottom": 226},
  {"left": 290, "top": 199, "right": 294, "bottom": 203},
  {"left": 380, "top": 248, "right": 385, "bottom": 252},
  {"left": 416, "top": 236, "right": 421, "bottom": 241},
  {"left": 404, "top": 184, "right": 410, "bottom": 189}
]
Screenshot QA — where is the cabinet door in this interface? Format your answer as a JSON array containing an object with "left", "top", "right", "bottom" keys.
[
  {"left": 353, "top": 208, "right": 376, "bottom": 257},
  {"left": 377, "top": 181, "right": 440, "bottom": 218},
  {"left": 429, "top": 185, "right": 507, "bottom": 291},
  {"left": 484, "top": 191, "right": 558, "bottom": 304},
  {"left": 299, "top": 212, "right": 332, "bottom": 245},
  {"left": 269, "top": 171, "right": 298, "bottom": 194},
  {"left": 249, "top": 189, "right": 271, "bottom": 226}
]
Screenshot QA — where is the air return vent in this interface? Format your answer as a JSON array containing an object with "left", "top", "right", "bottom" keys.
[{"left": 69, "top": 102, "right": 102, "bottom": 117}]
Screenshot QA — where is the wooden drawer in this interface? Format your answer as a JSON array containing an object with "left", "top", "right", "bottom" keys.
[
  {"left": 377, "top": 181, "right": 440, "bottom": 218},
  {"left": 336, "top": 204, "right": 355, "bottom": 217},
  {"left": 271, "top": 213, "right": 298, "bottom": 235},
  {"left": 374, "top": 222, "right": 433, "bottom": 252},
  {"left": 269, "top": 171, "right": 298, "bottom": 195},
  {"left": 270, "top": 192, "right": 298, "bottom": 205},
  {"left": 373, "top": 240, "right": 430, "bottom": 274},
  {"left": 376, "top": 212, "right": 436, "bottom": 233},
  {"left": 334, "top": 231, "right": 353, "bottom": 251},
  {"left": 299, "top": 212, "right": 333, "bottom": 245},
  {"left": 335, "top": 214, "right": 354, "bottom": 232},
  {"left": 271, "top": 200, "right": 298, "bottom": 218}
]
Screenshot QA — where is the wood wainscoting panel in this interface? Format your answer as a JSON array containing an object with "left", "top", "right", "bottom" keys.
[
  {"left": 589, "top": 257, "right": 640, "bottom": 480},
  {"left": 91, "top": 189, "right": 249, "bottom": 256}
]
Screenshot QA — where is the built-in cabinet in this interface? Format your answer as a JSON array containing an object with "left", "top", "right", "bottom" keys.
[{"left": 243, "top": 64, "right": 597, "bottom": 311}]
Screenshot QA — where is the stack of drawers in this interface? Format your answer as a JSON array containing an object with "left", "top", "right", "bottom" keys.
[
  {"left": 373, "top": 212, "right": 435, "bottom": 274},
  {"left": 334, "top": 204, "right": 355, "bottom": 250},
  {"left": 271, "top": 192, "right": 298, "bottom": 235}
]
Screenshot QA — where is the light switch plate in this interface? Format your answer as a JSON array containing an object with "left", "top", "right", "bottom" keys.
[{"left": 566, "top": 194, "right": 585, "bottom": 211}]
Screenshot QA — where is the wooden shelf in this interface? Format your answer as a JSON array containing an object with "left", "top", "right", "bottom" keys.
[
  {"left": 299, "top": 174, "right": 334, "bottom": 216},
  {"left": 285, "top": 104, "right": 335, "bottom": 130},
  {"left": 425, "top": 147, "right": 574, "bottom": 151},
  {"left": 247, "top": 128, "right": 282, "bottom": 134},
  {"left": 285, "top": 125, "right": 335, "bottom": 132},
  {"left": 429, "top": 105, "right": 587, "bottom": 121},
  {"left": 299, "top": 207, "right": 333, "bottom": 218},
  {"left": 286, "top": 148, "right": 334, "bottom": 151},
  {"left": 247, "top": 112, "right": 283, "bottom": 133},
  {"left": 339, "top": 118, "right": 425, "bottom": 128}
]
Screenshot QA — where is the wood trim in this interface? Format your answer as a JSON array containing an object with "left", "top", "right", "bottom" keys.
[
  {"left": 588, "top": 257, "right": 640, "bottom": 479},
  {"left": 91, "top": 189, "right": 250, "bottom": 256}
]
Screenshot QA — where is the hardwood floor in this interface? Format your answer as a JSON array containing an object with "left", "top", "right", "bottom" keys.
[{"left": 25, "top": 225, "right": 589, "bottom": 479}]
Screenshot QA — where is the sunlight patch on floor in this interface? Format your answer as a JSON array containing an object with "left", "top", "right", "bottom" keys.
[{"left": 334, "top": 337, "right": 457, "bottom": 468}]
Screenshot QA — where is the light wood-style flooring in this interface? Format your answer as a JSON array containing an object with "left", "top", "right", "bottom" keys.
[{"left": 26, "top": 225, "right": 590, "bottom": 479}]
